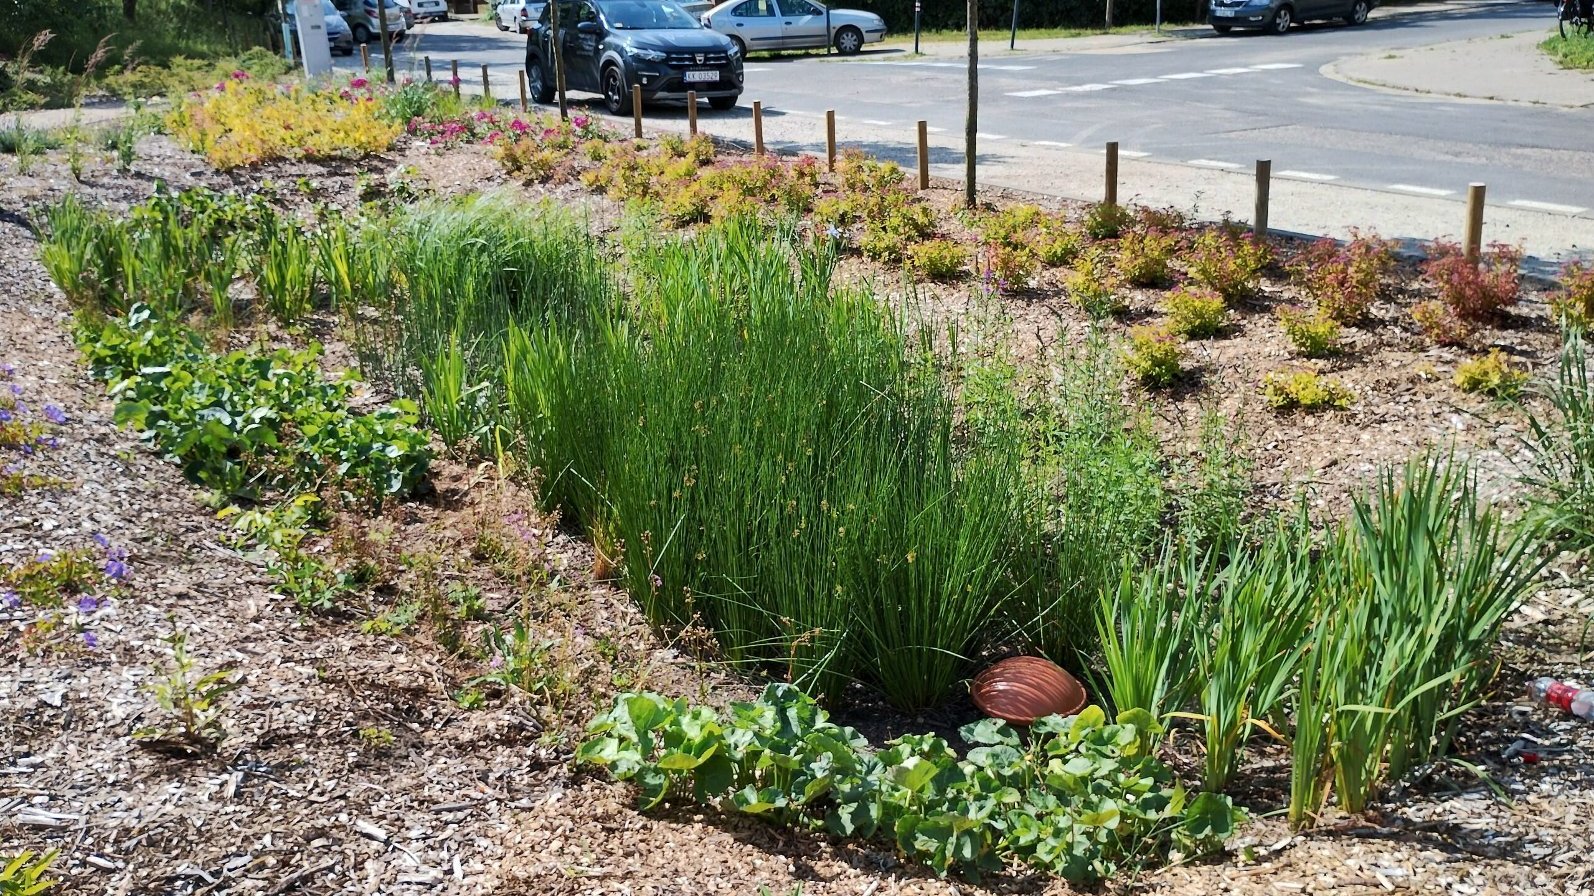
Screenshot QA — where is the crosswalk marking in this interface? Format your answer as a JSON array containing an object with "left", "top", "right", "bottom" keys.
[
  {"left": 860, "top": 119, "right": 894, "bottom": 126},
  {"left": 1111, "top": 77, "right": 1163, "bottom": 85},
  {"left": 1188, "top": 159, "right": 1243, "bottom": 169},
  {"left": 1061, "top": 82, "right": 1116, "bottom": 91},
  {"left": 1509, "top": 199, "right": 1587, "bottom": 214},
  {"left": 1388, "top": 184, "right": 1454, "bottom": 196},
  {"left": 1158, "top": 71, "right": 1215, "bottom": 79},
  {"left": 1248, "top": 62, "right": 1303, "bottom": 70},
  {"left": 977, "top": 132, "right": 1009, "bottom": 140},
  {"left": 1205, "top": 67, "right": 1255, "bottom": 74},
  {"left": 1277, "top": 170, "right": 1338, "bottom": 181},
  {"left": 1006, "top": 89, "right": 1062, "bottom": 97},
  {"left": 1032, "top": 140, "right": 1072, "bottom": 147}
]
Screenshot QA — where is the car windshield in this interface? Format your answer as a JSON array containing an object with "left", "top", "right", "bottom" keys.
[{"left": 603, "top": 0, "right": 699, "bottom": 29}]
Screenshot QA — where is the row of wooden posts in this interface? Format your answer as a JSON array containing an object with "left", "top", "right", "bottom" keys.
[{"left": 365, "top": 47, "right": 1493, "bottom": 263}]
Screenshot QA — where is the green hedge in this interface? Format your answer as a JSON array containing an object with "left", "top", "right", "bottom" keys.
[{"left": 850, "top": 0, "right": 1209, "bottom": 33}]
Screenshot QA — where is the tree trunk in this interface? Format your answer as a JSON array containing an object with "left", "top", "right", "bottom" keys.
[
  {"left": 964, "top": 0, "right": 977, "bottom": 209},
  {"left": 1105, "top": 0, "right": 1114, "bottom": 29},
  {"left": 123, "top": 0, "right": 137, "bottom": 22},
  {"left": 550, "top": 0, "right": 568, "bottom": 119}
]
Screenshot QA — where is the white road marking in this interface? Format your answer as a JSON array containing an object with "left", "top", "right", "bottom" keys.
[
  {"left": 1103, "top": 149, "right": 1152, "bottom": 158},
  {"left": 1205, "top": 67, "right": 1255, "bottom": 74},
  {"left": 977, "top": 132, "right": 1009, "bottom": 140},
  {"left": 860, "top": 119, "right": 894, "bottom": 126},
  {"left": 1248, "top": 62, "right": 1303, "bottom": 70},
  {"left": 1388, "top": 183, "right": 1454, "bottom": 196},
  {"left": 1111, "top": 77, "right": 1164, "bottom": 85},
  {"left": 926, "top": 125, "right": 947, "bottom": 133},
  {"left": 1060, "top": 82, "right": 1116, "bottom": 91},
  {"left": 1032, "top": 140, "right": 1073, "bottom": 147},
  {"left": 1509, "top": 199, "right": 1588, "bottom": 214},
  {"left": 1188, "top": 159, "right": 1243, "bottom": 169},
  {"left": 1006, "top": 89, "right": 1062, "bottom": 97},
  {"left": 1159, "top": 71, "right": 1215, "bottom": 79},
  {"left": 1277, "top": 170, "right": 1339, "bottom": 181}
]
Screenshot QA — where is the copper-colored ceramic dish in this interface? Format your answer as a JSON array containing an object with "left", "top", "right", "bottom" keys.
[{"left": 970, "top": 656, "right": 1088, "bottom": 725}]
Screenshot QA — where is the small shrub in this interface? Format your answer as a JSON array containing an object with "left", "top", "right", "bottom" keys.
[
  {"left": 1188, "top": 229, "right": 1272, "bottom": 304},
  {"left": 1125, "top": 325, "right": 1185, "bottom": 388},
  {"left": 1262, "top": 369, "right": 1353, "bottom": 412},
  {"left": 1422, "top": 240, "right": 1522, "bottom": 321},
  {"left": 1275, "top": 305, "right": 1343, "bottom": 358},
  {"left": 166, "top": 79, "right": 401, "bottom": 169},
  {"left": 1083, "top": 201, "right": 1134, "bottom": 240},
  {"left": 907, "top": 239, "right": 966, "bottom": 281},
  {"left": 1454, "top": 349, "right": 1528, "bottom": 398},
  {"left": 1288, "top": 232, "right": 1396, "bottom": 324},
  {"left": 836, "top": 149, "right": 903, "bottom": 193},
  {"left": 1412, "top": 299, "right": 1474, "bottom": 346},
  {"left": 0, "top": 850, "right": 58, "bottom": 894},
  {"left": 1136, "top": 205, "right": 1189, "bottom": 231},
  {"left": 1065, "top": 249, "right": 1127, "bottom": 318},
  {"left": 133, "top": 629, "right": 241, "bottom": 758},
  {"left": 981, "top": 203, "right": 1081, "bottom": 266},
  {"left": 1116, "top": 228, "right": 1179, "bottom": 288},
  {"left": 496, "top": 137, "right": 564, "bottom": 182},
  {"left": 980, "top": 242, "right": 1036, "bottom": 292},
  {"left": 1160, "top": 287, "right": 1227, "bottom": 339},
  {"left": 1552, "top": 261, "right": 1594, "bottom": 330}
]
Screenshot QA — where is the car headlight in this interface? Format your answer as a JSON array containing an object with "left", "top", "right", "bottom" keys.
[{"left": 632, "top": 47, "right": 668, "bottom": 62}]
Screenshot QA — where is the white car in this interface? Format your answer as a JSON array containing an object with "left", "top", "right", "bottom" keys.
[
  {"left": 399, "top": 0, "right": 449, "bottom": 22},
  {"left": 495, "top": 0, "right": 545, "bottom": 32},
  {"left": 700, "top": 0, "right": 885, "bottom": 55}
]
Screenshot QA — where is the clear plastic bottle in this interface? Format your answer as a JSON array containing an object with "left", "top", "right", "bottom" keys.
[{"left": 1528, "top": 677, "right": 1594, "bottom": 720}]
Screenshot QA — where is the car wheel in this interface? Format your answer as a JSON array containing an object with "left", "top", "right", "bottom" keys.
[
  {"left": 709, "top": 94, "right": 737, "bottom": 110},
  {"left": 527, "top": 59, "right": 555, "bottom": 103},
  {"left": 1345, "top": 0, "right": 1368, "bottom": 23},
  {"left": 602, "top": 64, "right": 631, "bottom": 115},
  {"left": 497, "top": 19, "right": 509, "bottom": 29},
  {"left": 729, "top": 35, "right": 747, "bottom": 56},
  {"left": 1211, "top": 23, "right": 1233, "bottom": 32},
  {"left": 834, "top": 25, "right": 863, "bottom": 54},
  {"left": 352, "top": 23, "right": 372, "bottom": 44},
  {"left": 1268, "top": 5, "right": 1292, "bottom": 33}
]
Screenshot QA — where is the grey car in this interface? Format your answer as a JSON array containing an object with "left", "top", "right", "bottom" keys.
[{"left": 1207, "top": 0, "right": 1373, "bottom": 34}]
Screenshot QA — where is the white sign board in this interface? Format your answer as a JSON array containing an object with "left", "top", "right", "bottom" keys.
[{"left": 295, "top": 0, "right": 335, "bottom": 78}]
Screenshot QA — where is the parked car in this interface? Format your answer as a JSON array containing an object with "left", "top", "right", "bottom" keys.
[
  {"left": 699, "top": 0, "right": 885, "bottom": 55},
  {"left": 1207, "top": 0, "right": 1373, "bottom": 34},
  {"left": 276, "top": 0, "right": 358, "bottom": 56},
  {"left": 408, "top": 0, "right": 450, "bottom": 21},
  {"left": 496, "top": 0, "right": 546, "bottom": 32},
  {"left": 525, "top": 0, "right": 744, "bottom": 114},
  {"left": 332, "top": 0, "right": 407, "bottom": 45},
  {"left": 392, "top": 0, "right": 416, "bottom": 28}
]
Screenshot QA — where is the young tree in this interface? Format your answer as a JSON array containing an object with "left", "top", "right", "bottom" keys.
[{"left": 964, "top": 0, "right": 977, "bottom": 208}]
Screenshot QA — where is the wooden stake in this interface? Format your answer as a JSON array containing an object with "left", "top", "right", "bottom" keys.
[
  {"left": 424, "top": 56, "right": 433, "bottom": 82},
  {"left": 630, "top": 85, "right": 642, "bottom": 137},
  {"left": 1465, "top": 183, "right": 1487, "bottom": 263},
  {"left": 916, "top": 120, "right": 929, "bottom": 191},
  {"left": 481, "top": 64, "right": 491, "bottom": 101},
  {"left": 1254, "top": 159, "right": 1272, "bottom": 237},
  {"left": 1104, "top": 141, "right": 1118, "bottom": 207},
  {"left": 518, "top": 69, "right": 528, "bottom": 111},
  {"left": 753, "top": 101, "right": 764, "bottom": 156},
  {"left": 451, "top": 59, "right": 460, "bottom": 98},
  {"left": 826, "top": 109, "right": 836, "bottom": 172},
  {"left": 688, "top": 91, "right": 699, "bottom": 135},
  {"left": 361, "top": 43, "right": 370, "bottom": 72}
]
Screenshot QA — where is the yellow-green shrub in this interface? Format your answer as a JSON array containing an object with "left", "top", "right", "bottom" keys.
[
  {"left": 1554, "top": 261, "right": 1594, "bottom": 330},
  {"left": 908, "top": 239, "right": 966, "bottom": 281},
  {"left": 1189, "top": 229, "right": 1272, "bottom": 304},
  {"left": 166, "top": 80, "right": 401, "bottom": 169},
  {"left": 1262, "top": 369, "right": 1352, "bottom": 412},
  {"left": 1115, "top": 228, "right": 1179, "bottom": 288},
  {"left": 1065, "top": 250, "right": 1126, "bottom": 318},
  {"left": 1125, "top": 325, "right": 1185, "bottom": 388},
  {"left": 1454, "top": 350, "right": 1528, "bottom": 398},
  {"left": 1160, "top": 287, "right": 1227, "bottom": 339},
  {"left": 1275, "top": 305, "right": 1342, "bottom": 358}
]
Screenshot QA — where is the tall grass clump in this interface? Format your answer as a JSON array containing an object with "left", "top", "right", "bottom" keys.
[
  {"left": 1520, "top": 331, "right": 1594, "bottom": 548},
  {"left": 509, "top": 217, "right": 1029, "bottom": 708},
  {"left": 1288, "top": 454, "right": 1547, "bottom": 826}
]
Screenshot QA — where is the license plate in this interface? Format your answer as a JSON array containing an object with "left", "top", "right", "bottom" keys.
[
  {"left": 1213, "top": 8, "right": 1236, "bottom": 14},
  {"left": 684, "top": 69, "right": 719, "bottom": 83}
]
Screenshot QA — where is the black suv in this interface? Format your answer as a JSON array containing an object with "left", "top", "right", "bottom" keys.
[{"left": 526, "top": 0, "right": 744, "bottom": 115}]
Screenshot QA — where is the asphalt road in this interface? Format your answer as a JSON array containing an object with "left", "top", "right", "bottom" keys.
[{"left": 341, "top": 2, "right": 1594, "bottom": 250}]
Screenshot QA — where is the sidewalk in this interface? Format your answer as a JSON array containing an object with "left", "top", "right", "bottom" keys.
[{"left": 1327, "top": 30, "right": 1594, "bottom": 106}]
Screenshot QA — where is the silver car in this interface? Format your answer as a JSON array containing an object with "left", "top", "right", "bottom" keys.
[{"left": 700, "top": 0, "right": 885, "bottom": 55}]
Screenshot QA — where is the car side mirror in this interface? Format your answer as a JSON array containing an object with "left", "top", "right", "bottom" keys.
[{"left": 575, "top": 20, "right": 602, "bottom": 33}]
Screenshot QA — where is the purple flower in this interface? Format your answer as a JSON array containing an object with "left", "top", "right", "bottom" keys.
[
  {"left": 10, "top": 383, "right": 22, "bottom": 396},
  {"left": 104, "top": 559, "right": 130, "bottom": 582},
  {"left": 0, "top": 409, "right": 11, "bottom": 423},
  {"left": 487, "top": 655, "right": 504, "bottom": 670},
  {"left": 108, "top": 546, "right": 128, "bottom": 562},
  {"left": 93, "top": 533, "right": 110, "bottom": 549},
  {"left": 82, "top": 631, "right": 98, "bottom": 649},
  {"left": 0, "top": 362, "right": 13, "bottom": 377},
  {"left": 76, "top": 595, "right": 100, "bottom": 614},
  {"left": 36, "top": 436, "right": 61, "bottom": 450},
  {"left": 43, "top": 404, "right": 66, "bottom": 424},
  {"left": 649, "top": 574, "right": 663, "bottom": 589},
  {"left": 36, "top": 550, "right": 52, "bottom": 563},
  {"left": 0, "top": 590, "right": 19, "bottom": 610}
]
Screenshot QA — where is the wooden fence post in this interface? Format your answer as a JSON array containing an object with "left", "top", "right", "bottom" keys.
[
  {"left": 1254, "top": 159, "right": 1272, "bottom": 237},
  {"left": 424, "top": 55, "right": 432, "bottom": 82},
  {"left": 361, "top": 44, "right": 371, "bottom": 72},
  {"left": 916, "top": 120, "right": 929, "bottom": 190},
  {"left": 826, "top": 109, "right": 837, "bottom": 171},
  {"left": 481, "top": 64, "right": 491, "bottom": 101},
  {"left": 1465, "top": 183, "right": 1487, "bottom": 263},
  {"left": 451, "top": 59, "right": 460, "bottom": 98},
  {"left": 632, "top": 85, "right": 643, "bottom": 138},
  {"left": 753, "top": 101, "right": 764, "bottom": 156},
  {"left": 1104, "top": 141, "right": 1118, "bottom": 207},
  {"left": 687, "top": 90, "right": 698, "bottom": 135},
  {"left": 518, "top": 69, "right": 528, "bottom": 111}
]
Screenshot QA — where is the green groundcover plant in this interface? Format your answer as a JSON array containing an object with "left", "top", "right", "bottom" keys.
[{"left": 578, "top": 684, "right": 1241, "bottom": 882}]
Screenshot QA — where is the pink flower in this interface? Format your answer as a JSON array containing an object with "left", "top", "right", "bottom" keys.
[
  {"left": 449, "top": 75, "right": 462, "bottom": 87},
  {"left": 350, "top": 77, "right": 369, "bottom": 89},
  {"left": 572, "top": 114, "right": 589, "bottom": 129},
  {"left": 231, "top": 69, "right": 250, "bottom": 80},
  {"left": 510, "top": 118, "right": 530, "bottom": 133}
]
